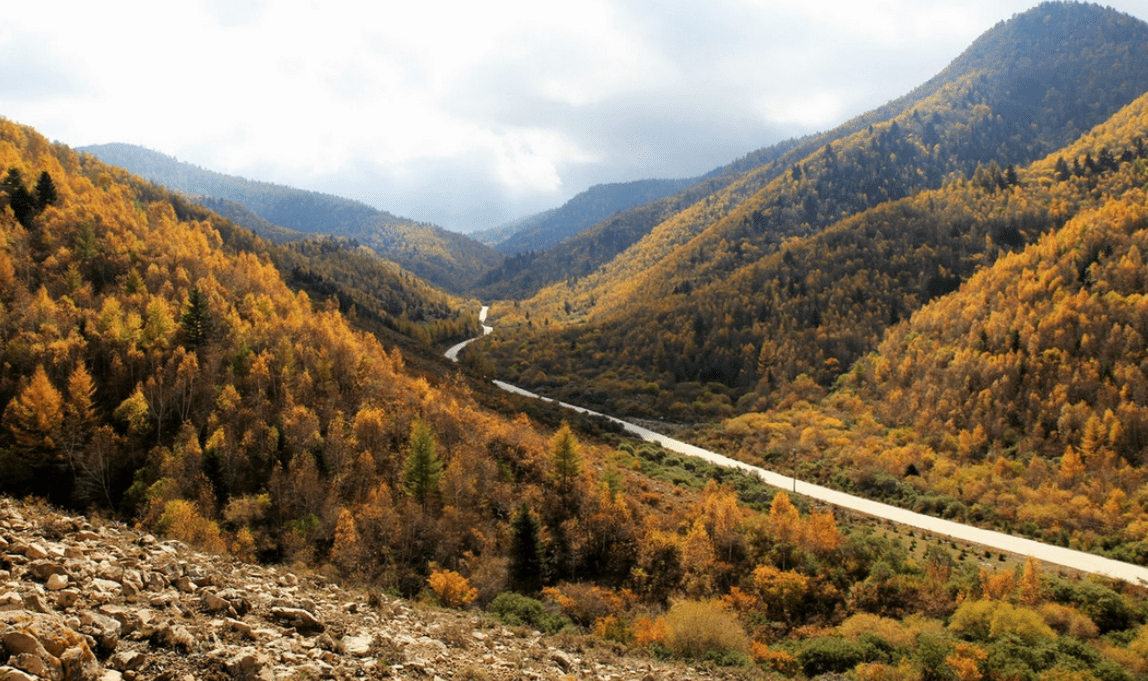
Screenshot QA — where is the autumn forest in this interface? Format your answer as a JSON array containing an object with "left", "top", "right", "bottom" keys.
[{"left": 9, "top": 2, "right": 1148, "bottom": 679}]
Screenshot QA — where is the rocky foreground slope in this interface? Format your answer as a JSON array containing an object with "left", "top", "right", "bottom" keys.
[{"left": 0, "top": 498, "right": 719, "bottom": 681}]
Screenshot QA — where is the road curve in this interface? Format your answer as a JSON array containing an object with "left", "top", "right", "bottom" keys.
[
  {"left": 445, "top": 306, "right": 492, "bottom": 362},
  {"left": 454, "top": 307, "right": 1148, "bottom": 585}
]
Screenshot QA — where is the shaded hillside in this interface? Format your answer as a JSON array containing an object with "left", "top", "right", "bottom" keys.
[
  {"left": 87, "top": 166, "right": 480, "bottom": 353},
  {"left": 483, "top": 2, "right": 1148, "bottom": 418},
  {"left": 488, "top": 178, "right": 696, "bottom": 255},
  {"left": 196, "top": 195, "right": 305, "bottom": 244},
  {"left": 470, "top": 137, "right": 806, "bottom": 301},
  {"left": 79, "top": 143, "right": 502, "bottom": 292}
]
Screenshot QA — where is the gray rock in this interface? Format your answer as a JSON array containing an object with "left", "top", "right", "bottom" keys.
[
  {"left": 0, "top": 665, "right": 40, "bottom": 681},
  {"left": 7, "top": 652, "right": 61, "bottom": 681},
  {"left": 108, "top": 650, "right": 147, "bottom": 672},
  {"left": 0, "top": 592, "right": 22, "bottom": 612},
  {"left": 225, "top": 648, "right": 274, "bottom": 681},
  {"left": 201, "top": 592, "right": 231, "bottom": 613},
  {"left": 22, "top": 544, "right": 48, "bottom": 560},
  {"left": 340, "top": 633, "right": 373, "bottom": 657},
  {"left": 550, "top": 649, "right": 576, "bottom": 672},
  {"left": 151, "top": 623, "right": 195, "bottom": 651},
  {"left": 268, "top": 607, "right": 323, "bottom": 632}
]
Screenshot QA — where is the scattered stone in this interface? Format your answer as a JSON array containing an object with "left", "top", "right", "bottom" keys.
[
  {"left": 0, "top": 498, "right": 714, "bottom": 681},
  {"left": 22, "top": 543, "right": 48, "bottom": 560},
  {"left": 0, "top": 592, "right": 22, "bottom": 612},
  {"left": 151, "top": 623, "right": 195, "bottom": 651},
  {"left": 268, "top": 606, "right": 323, "bottom": 632},
  {"left": 224, "top": 648, "right": 273, "bottom": 681},
  {"left": 55, "top": 590, "right": 80, "bottom": 609},
  {"left": 550, "top": 649, "right": 576, "bottom": 672},
  {"left": 108, "top": 650, "right": 146, "bottom": 672},
  {"left": 0, "top": 665, "right": 40, "bottom": 681},
  {"left": 340, "top": 632, "right": 373, "bottom": 657},
  {"left": 220, "top": 617, "right": 250, "bottom": 638},
  {"left": 201, "top": 591, "right": 231, "bottom": 613}
]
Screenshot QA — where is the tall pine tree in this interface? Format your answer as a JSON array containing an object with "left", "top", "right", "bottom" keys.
[
  {"left": 404, "top": 419, "right": 442, "bottom": 512},
  {"left": 508, "top": 502, "right": 546, "bottom": 593},
  {"left": 180, "top": 287, "right": 214, "bottom": 348}
]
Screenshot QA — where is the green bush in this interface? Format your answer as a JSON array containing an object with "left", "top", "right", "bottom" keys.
[
  {"left": 702, "top": 648, "right": 753, "bottom": 667},
  {"left": 1045, "top": 577, "right": 1133, "bottom": 634},
  {"left": 797, "top": 637, "right": 871, "bottom": 676},
  {"left": 487, "top": 592, "right": 571, "bottom": 634}
]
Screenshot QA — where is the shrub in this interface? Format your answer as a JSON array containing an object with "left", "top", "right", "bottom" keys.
[
  {"left": 1046, "top": 577, "right": 1133, "bottom": 634},
  {"left": 797, "top": 637, "right": 871, "bottom": 676},
  {"left": 633, "top": 615, "right": 666, "bottom": 647},
  {"left": 429, "top": 568, "right": 478, "bottom": 609},
  {"left": 592, "top": 615, "right": 633, "bottom": 644},
  {"left": 487, "top": 592, "right": 571, "bottom": 634},
  {"left": 751, "top": 642, "right": 799, "bottom": 675},
  {"left": 543, "top": 583, "right": 625, "bottom": 627},
  {"left": 663, "top": 599, "right": 750, "bottom": 661},
  {"left": 949, "top": 599, "right": 1055, "bottom": 644},
  {"left": 155, "top": 499, "right": 226, "bottom": 554},
  {"left": 1037, "top": 602, "right": 1099, "bottom": 640}
]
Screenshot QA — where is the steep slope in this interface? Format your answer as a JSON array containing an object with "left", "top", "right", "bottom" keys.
[
  {"left": 7, "top": 121, "right": 1148, "bottom": 680},
  {"left": 485, "top": 1, "right": 1148, "bottom": 417},
  {"left": 471, "top": 135, "right": 807, "bottom": 301},
  {"left": 79, "top": 143, "right": 502, "bottom": 292},
  {"left": 0, "top": 497, "right": 719, "bottom": 681},
  {"left": 583, "top": 1, "right": 1148, "bottom": 314},
  {"left": 195, "top": 195, "right": 305, "bottom": 244},
  {"left": 710, "top": 100, "right": 1148, "bottom": 563}
]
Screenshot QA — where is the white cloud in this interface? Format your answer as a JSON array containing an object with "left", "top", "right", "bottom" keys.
[{"left": 6, "top": 0, "right": 1148, "bottom": 231}]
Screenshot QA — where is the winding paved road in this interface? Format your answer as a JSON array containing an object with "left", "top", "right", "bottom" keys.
[
  {"left": 450, "top": 305, "right": 1148, "bottom": 586},
  {"left": 445, "top": 306, "right": 492, "bottom": 362}
]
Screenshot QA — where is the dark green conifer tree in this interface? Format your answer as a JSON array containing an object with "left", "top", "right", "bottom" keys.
[
  {"left": 34, "top": 171, "right": 58, "bottom": 210},
  {"left": 180, "top": 287, "right": 214, "bottom": 348},
  {"left": 508, "top": 502, "right": 546, "bottom": 593},
  {"left": 404, "top": 419, "right": 442, "bottom": 512}
]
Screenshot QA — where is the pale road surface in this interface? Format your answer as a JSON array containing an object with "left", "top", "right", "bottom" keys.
[
  {"left": 450, "top": 306, "right": 1148, "bottom": 586},
  {"left": 444, "top": 305, "right": 493, "bottom": 362}
]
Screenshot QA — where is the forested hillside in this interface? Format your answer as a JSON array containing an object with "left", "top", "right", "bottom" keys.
[
  {"left": 704, "top": 99, "right": 1148, "bottom": 574},
  {"left": 8, "top": 117, "right": 1148, "bottom": 680},
  {"left": 484, "top": 177, "right": 696, "bottom": 255},
  {"left": 80, "top": 143, "right": 503, "bottom": 292},
  {"left": 482, "top": 2, "right": 1148, "bottom": 419},
  {"left": 470, "top": 132, "right": 807, "bottom": 301}
]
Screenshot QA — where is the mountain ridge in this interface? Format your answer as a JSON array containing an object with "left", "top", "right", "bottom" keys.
[
  {"left": 78, "top": 143, "right": 502, "bottom": 292},
  {"left": 482, "top": 0, "right": 1148, "bottom": 415},
  {"left": 481, "top": 177, "right": 698, "bottom": 256}
]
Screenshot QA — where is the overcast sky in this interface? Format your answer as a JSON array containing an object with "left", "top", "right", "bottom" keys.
[{"left": 6, "top": 0, "right": 1148, "bottom": 233}]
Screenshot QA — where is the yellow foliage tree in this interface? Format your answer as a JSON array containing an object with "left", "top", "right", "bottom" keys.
[
  {"left": 331, "top": 507, "right": 361, "bottom": 574},
  {"left": 1, "top": 364, "right": 63, "bottom": 494},
  {"left": 753, "top": 563, "right": 811, "bottom": 622},
  {"left": 1017, "top": 557, "right": 1043, "bottom": 606},
  {"left": 428, "top": 568, "right": 477, "bottom": 609},
  {"left": 769, "top": 491, "right": 802, "bottom": 546}
]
